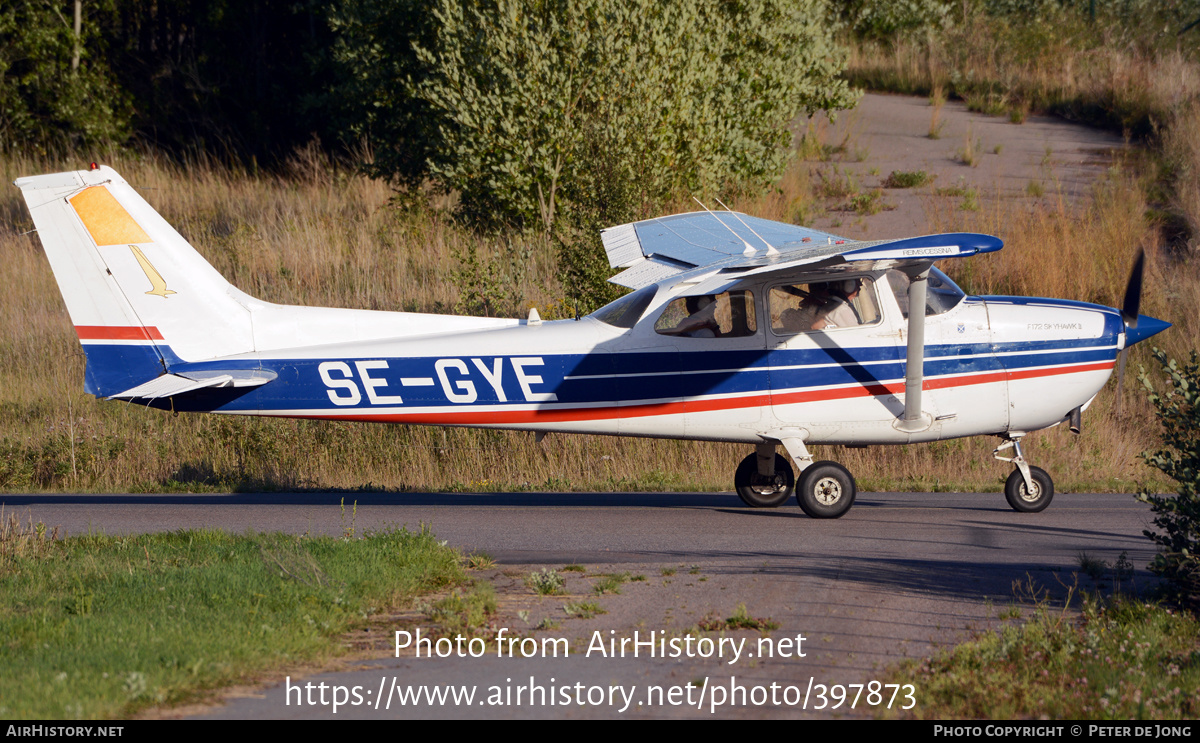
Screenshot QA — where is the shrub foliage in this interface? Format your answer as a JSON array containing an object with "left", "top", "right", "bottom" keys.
[
  {"left": 373, "top": 0, "right": 857, "bottom": 230},
  {"left": 1138, "top": 350, "right": 1200, "bottom": 601}
]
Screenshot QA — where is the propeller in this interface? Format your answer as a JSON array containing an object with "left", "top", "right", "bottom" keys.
[{"left": 1115, "top": 248, "right": 1145, "bottom": 413}]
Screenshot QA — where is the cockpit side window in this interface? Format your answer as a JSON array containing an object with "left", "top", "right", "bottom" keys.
[
  {"left": 769, "top": 277, "right": 881, "bottom": 335},
  {"left": 886, "top": 267, "right": 966, "bottom": 318},
  {"left": 654, "top": 290, "right": 758, "bottom": 338}
]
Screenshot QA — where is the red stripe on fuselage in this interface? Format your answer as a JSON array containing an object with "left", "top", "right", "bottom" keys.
[
  {"left": 288, "top": 360, "right": 1115, "bottom": 426},
  {"left": 75, "top": 325, "right": 164, "bottom": 341}
]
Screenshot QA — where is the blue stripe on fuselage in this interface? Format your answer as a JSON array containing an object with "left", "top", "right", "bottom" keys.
[{"left": 127, "top": 334, "right": 1119, "bottom": 414}]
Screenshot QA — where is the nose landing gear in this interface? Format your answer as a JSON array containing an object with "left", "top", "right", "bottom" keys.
[{"left": 994, "top": 437, "right": 1055, "bottom": 513}]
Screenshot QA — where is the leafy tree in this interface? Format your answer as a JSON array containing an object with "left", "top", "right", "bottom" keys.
[
  {"left": 0, "top": 0, "right": 130, "bottom": 153},
  {"left": 836, "top": 0, "right": 953, "bottom": 41},
  {"left": 1137, "top": 349, "right": 1200, "bottom": 603},
  {"left": 341, "top": 0, "right": 856, "bottom": 231},
  {"left": 326, "top": 0, "right": 444, "bottom": 189}
]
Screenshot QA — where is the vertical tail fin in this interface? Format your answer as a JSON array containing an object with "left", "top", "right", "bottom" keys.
[{"left": 15, "top": 166, "right": 256, "bottom": 397}]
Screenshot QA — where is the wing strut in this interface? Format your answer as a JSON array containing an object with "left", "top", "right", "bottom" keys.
[{"left": 897, "top": 268, "right": 932, "bottom": 432}]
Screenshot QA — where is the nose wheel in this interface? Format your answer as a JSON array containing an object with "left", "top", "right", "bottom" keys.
[{"left": 995, "top": 438, "right": 1055, "bottom": 513}]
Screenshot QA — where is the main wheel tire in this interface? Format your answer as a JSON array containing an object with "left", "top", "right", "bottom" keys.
[
  {"left": 734, "top": 453, "right": 795, "bottom": 508},
  {"left": 1004, "top": 466, "right": 1054, "bottom": 513},
  {"left": 797, "top": 461, "right": 857, "bottom": 519}
]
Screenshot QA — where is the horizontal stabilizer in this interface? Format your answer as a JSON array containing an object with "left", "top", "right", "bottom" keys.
[{"left": 110, "top": 370, "right": 276, "bottom": 400}]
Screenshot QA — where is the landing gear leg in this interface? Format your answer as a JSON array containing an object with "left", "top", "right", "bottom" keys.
[
  {"left": 994, "top": 437, "right": 1055, "bottom": 513},
  {"left": 775, "top": 437, "right": 857, "bottom": 519}
]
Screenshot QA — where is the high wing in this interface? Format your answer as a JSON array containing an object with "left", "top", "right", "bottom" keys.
[
  {"left": 601, "top": 210, "right": 1003, "bottom": 291},
  {"left": 602, "top": 210, "right": 1005, "bottom": 434}
]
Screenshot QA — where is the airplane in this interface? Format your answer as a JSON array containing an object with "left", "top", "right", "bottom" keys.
[{"left": 14, "top": 165, "right": 1170, "bottom": 518}]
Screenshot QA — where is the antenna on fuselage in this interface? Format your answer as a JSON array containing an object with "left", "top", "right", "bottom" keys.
[
  {"left": 693, "top": 196, "right": 757, "bottom": 257},
  {"left": 713, "top": 196, "right": 779, "bottom": 256}
]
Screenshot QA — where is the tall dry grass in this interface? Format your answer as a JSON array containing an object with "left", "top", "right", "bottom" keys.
[
  {"left": 0, "top": 149, "right": 757, "bottom": 494},
  {"left": 0, "top": 136, "right": 1184, "bottom": 495}
]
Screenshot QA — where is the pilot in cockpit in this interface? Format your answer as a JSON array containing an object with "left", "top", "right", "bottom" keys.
[
  {"left": 667, "top": 295, "right": 719, "bottom": 337},
  {"left": 813, "top": 279, "right": 862, "bottom": 329}
]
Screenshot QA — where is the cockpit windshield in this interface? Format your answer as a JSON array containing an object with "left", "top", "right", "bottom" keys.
[
  {"left": 886, "top": 267, "right": 966, "bottom": 318},
  {"left": 590, "top": 285, "right": 658, "bottom": 328}
]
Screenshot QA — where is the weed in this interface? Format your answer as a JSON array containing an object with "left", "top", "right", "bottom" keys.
[
  {"left": 562, "top": 601, "right": 607, "bottom": 619},
  {"left": 883, "top": 170, "right": 931, "bottom": 189},
  {"left": 592, "top": 572, "right": 631, "bottom": 595},
  {"left": 965, "top": 92, "right": 1008, "bottom": 117},
  {"left": 867, "top": 166, "right": 880, "bottom": 176},
  {"left": 1009, "top": 107, "right": 1027, "bottom": 124},
  {"left": 727, "top": 603, "right": 779, "bottom": 632},
  {"left": 0, "top": 508, "right": 60, "bottom": 566},
  {"left": 562, "top": 564, "right": 585, "bottom": 573},
  {"left": 1114, "top": 551, "right": 1134, "bottom": 584},
  {"left": 698, "top": 604, "right": 779, "bottom": 633},
  {"left": 889, "top": 592, "right": 1200, "bottom": 719},
  {"left": 339, "top": 498, "right": 357, "bottom": 540},
  {"left": 527, "top": 568, "right": 566, "bottom": 596},
  {"left": 661, "top": 567, "right": 677, "bottom": 576},
  {"left": 1076, "top": 551, "right": 1109, "bottom": 583},
  {"left": 844, "top": 190, "right": 892, "bottom": 215},
  {"left": 1026, "top": 180, "right": 1045, "bottom": 197},
  {"left": 929, "top": 88, "right": 946, "bottom": 139},
  {"left": 993, "top": 144, "right": 1004, "bottom": 155},
  {"left": 796, "top": 120, "right": 849, "bottom": 162},
  {"left": 816, "top": 166, "right": 858, "bottom": 199},
  {"left": 534, "top": 617, "right": 561, "bottom": 630},
  {"left": 464, "top": 551, "right": 496, "bottom": 570},
  {"left": 960, "top": 189, "right": 980, "bottom": 212},
  {"left": 689, "top": 565, "right": 701, "bottom": 575},
  {"left": 955, "top": 128, "right": 982, "bottom": 167},
  {"left": 428, "top": 583, "right": 497, "bottom": 634}
]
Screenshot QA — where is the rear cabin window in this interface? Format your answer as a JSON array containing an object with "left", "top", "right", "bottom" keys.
[
  {"left": 654, "top": 290, "right": 757, "bottom": 338},
  {"left": 768, "top": 277, "right": 882, "bottom": 335}
]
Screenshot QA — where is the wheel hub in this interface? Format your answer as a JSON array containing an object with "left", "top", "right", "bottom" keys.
[
  {"left": 751, "top": 473, "right": 785, "bottom": 495},
  {"left": 813, "top": 477, "right": 842, "bottom": 505},
  {"left": 1019, "top": 481, "right": 1041, "bottom": 501}
]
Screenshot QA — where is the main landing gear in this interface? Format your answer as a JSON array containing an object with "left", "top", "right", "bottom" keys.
[
  {"left": 733, "top": 440, "right": 857, "bottom": 518},
  {"left": 994, "top": 437, "right": 1055, "bottom": 513}
]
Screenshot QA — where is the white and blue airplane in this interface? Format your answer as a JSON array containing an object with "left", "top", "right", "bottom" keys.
[{"left": 15, "top": 165, "right": 1170, "bottom": 517}]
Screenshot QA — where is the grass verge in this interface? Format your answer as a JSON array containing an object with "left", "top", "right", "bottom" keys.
[
  {"left": 889, "top": 590, "right": 1200, "bottom": 719},
  {"left": 0, "top": 520, "right": 464, "bottom": 718}
]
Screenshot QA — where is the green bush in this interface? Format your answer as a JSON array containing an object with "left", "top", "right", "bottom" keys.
[
  {"left": 0, "top": 2, "right": 129, "bottom": 153},
  {"left": 349, "top": 0, "right": 856, "bottom": 231},
  {"left": 1137, "top": 349, "right": 1200, "bottom": 603}
]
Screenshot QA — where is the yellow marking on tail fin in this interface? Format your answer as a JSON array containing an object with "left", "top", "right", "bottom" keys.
[
  {"left": 130, "top": 245, "right": 175, "bottom": 298},
  {"left": 68, "top": 186, "right": 151, "bottom": 246}
]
